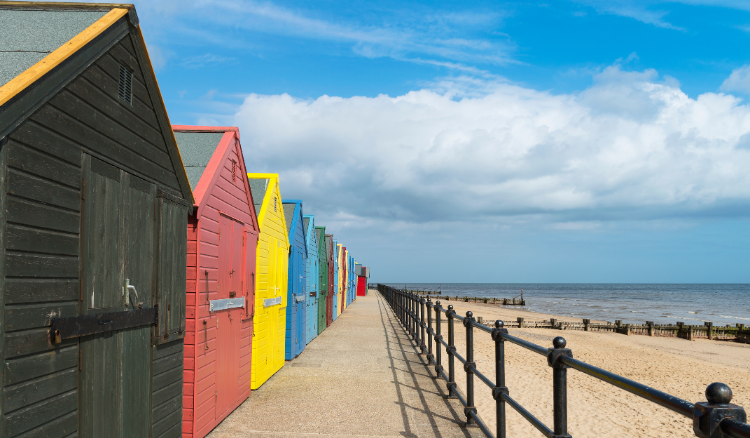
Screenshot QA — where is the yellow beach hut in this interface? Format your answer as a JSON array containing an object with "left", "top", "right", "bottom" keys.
[
  {"left": 336, "top": 244, "right": 344, "bottom": 317},
  {"left": 247, "top": 173, "right": 289, "bottom": 389}
]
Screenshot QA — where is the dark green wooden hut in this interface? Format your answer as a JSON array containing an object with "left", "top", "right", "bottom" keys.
[
  {"left": 0, "top": 3, "right": 193, "bottom": 438},
  {"left": 315, "top": 226, "right": 328, "bottom": 335}
]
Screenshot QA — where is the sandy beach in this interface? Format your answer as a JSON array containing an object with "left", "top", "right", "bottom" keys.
[{"left": 420, "top": 299, "right": 750, "bottom": 438}]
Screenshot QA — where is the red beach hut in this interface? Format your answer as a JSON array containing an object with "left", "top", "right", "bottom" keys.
[{"left": 173, "top": 126, "right": 260, "bottom": 438}]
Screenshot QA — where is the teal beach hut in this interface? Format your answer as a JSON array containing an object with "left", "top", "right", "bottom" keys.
[
  {"left": 303, "top": 215, "right": 319, "bottom": 344},
  {"left": 283, "top": 200, "right": 307, "bottom": 359}
]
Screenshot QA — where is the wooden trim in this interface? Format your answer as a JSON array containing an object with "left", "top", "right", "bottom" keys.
[
  {"left": 189, "top": 130, "right": 234, "bottom": 209},
  {"left": 172, "top": 125, "right": 240, "bottom": 137},
  {"left": 0, "top": 8, "right": 129, "bottom": 108},
  {"left": 131, "top": 27, "right": 196, "bottom": 205}
]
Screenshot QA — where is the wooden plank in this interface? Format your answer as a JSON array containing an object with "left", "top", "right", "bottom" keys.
[
  {"left": 152, "top": 350, "right": 183, "bottom": 376},
  {"left": 6, "top": 302, "right": 79, "bottom": 332},
  {"left": 152, "top": 393, "right": 181, "bottom": 423},
  {"left": 4, "top": 329, "right": 76, "bottom": 359},
  {"left": 7, "top": 225, "right": 78, "bottom": 256},
  {"left": 4, "top": 368, "right": 77, "bottom": 413},
  {"left": 152, "top": 379, "right": 181, "bottom": 408},
  {"left": 120, "top": 325, "right": 151, "bottom": 438},
  {"left": 7, "top": 169, "right": 80, "bottom": 212},
  {"left": 7, "top": 141, "right": 81, "bottom": 188},
  {"left": 31, "top": 105, "right": 180, "bottom": 191},
  {"left": 154, "top": 338, "right": 183, "bottom": 359},
  {"left": 152, "top": 408, "right": 181, "bottom": 438},
  {"left": 4, "top": 346, "right": 77, "bottom": 386},
  {"left": 8, "top": 410, "right": 77, "bottom": 438},
  {"left": 107, "top": 39, "right": 146, "bottom": 83},
  {"left": 5, "top": 279, "right": 78, "bottom": 305},
  {"left": 6, "top": 197, "right": 79, "bottom": 234},
  {"left": 70, "top": 71, "right": 166, "bottom": 153},
  {"left": 5, "top": 390, "right": 77, "bottom": 437},
  {"left": 152, "top": 366, "right": 182, "bottom": 392},
  {"left": 90, "top": 54, "right": 159, "bottom": 129},
  {"left": 49, "top": 89, "right": 173, "bottom": 170},
  {"left": 10, "top": 120, "right": 85, "bottom": 165},
  {"left": 5, "top": 253, "right": 78, "bottom": 278},
  {"left": 155, "top": 421, "right": 181, "bottom": 438}
]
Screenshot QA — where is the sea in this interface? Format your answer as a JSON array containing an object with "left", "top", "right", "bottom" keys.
[{"left": 382, "top": 283, "right": 750, "bottom": 326}]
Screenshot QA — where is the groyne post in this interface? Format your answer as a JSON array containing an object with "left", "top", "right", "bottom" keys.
[
  {"left": 647, "top": 321, "right": 654, "bottom": 337},
  {"left": 464, "top": 311, "right": 476, "bottom": 426},
  {"left": 705, "top": 322, "right": 714, "bottom": 341},
  {"left": 492, "top": 320, "right": 509, "bottom": 438},
  {"left": 446, "top": 305, "right": 457, "bottom": 399},
  {"left": 517, "top": 317, "right": 524, "bottom": 328},
  {"left": 551, "top": 318, "right": 558, "bottom": 329},
  {"left": 426, "top": 297, "right": 433, "bottom": 363},
  {"left": 583, "top": 319, "right": 591, "bottom": 331},
  {"left": 435, "top": 301, "right": 443, "bottom": 378},
  {"left": 420, "top": 297, "right": 426, "bottom": 353},
  {"left": 548, "top": 337, "right": 572, "bottom": 438}
]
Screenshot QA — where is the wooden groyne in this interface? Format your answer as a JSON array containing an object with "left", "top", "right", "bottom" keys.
[
  {"left": 470, "top": 316, "right": 750, "bottom": 343},
  {"left": 409, "top": 292, "right": 525, "bottom": 306}
]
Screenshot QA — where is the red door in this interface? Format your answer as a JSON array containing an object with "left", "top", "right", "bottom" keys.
[{"left": 216, "top": 215, "right": 240, "bottom": 418}]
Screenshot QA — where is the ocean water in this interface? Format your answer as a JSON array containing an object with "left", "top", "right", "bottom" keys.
[{"left": 383, "top": 283, "right": 750, "bottom": 326}]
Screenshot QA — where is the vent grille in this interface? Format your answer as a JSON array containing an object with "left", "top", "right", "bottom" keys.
[{"left": 118, "top": 63, "right": 133, "bottom": 105}]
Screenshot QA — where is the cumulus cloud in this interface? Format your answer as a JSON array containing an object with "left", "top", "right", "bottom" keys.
[
  {"left": 234, "top": 66, "right": 750, "bottom": 226},
  {"left": 721, "top": 65, "right": 750, "bottom": 95}
]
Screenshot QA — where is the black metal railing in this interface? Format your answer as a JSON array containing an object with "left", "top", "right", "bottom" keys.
[{"left": 378, "top": 284, "right": 750, "bottom": 438}]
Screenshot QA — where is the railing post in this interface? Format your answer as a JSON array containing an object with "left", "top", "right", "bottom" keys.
[
  {"left": 548, "top": 336, "right": 572, "bottom": 438},
  {"left": 693, "top": 382, "right": 747, "bottom": 438},
  {"left": 492, "top": 320, "right": 508, "bottom": 438},
  {"left": 435, "top": 301, "right": 443, "bottom": 378},
  {"left": 420, "top": 297, "right": 426, "bottom": 354},
  {"left": 464, "top": 311, "right": 476, "bottom": 425},
  {"left": 446, "top": 305, "right": 457, "bottom": 399},
  {"left": 427, "top": 297, "right": 434, "bottom": 364}
]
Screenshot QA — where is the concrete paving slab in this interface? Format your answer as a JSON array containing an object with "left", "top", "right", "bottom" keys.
[{"left": 207, "top": 293, "right": 486, "bottom": 438}]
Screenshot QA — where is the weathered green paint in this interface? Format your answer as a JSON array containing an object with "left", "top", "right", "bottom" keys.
[{"left": 316, "top": 226, "right": 328, "bottom": 335}]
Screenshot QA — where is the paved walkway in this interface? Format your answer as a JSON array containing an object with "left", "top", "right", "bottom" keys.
[{"left": 207, "top": 292, "right": 485, "bottom": 438}]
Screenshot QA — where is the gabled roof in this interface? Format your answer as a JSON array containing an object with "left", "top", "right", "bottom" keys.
[
  {"left": 0, "top": 2, "right": 194, "bottom": 204},
  {"left": 172, "top": 131, "right": 225, "bottom": 190},
  {"left": 303, "top": 216, "right": 310, "bottom": 232},
  {"left": 247, "top": 173, "right": 288, "bottom": 239},
  {"left": 282, "top": 203, "right": 296, "bottom": 235}
]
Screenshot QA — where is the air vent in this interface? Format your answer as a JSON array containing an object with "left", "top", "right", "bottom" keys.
[{"left": 118, "top": 63, "right": 133, "bottom": 105}]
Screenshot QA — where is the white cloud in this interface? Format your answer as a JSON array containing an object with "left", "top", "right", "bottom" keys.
[
  {"left": 721, "top": 65, "right": 750, "bottom": 95},
  {"left": 233, "top": 66, "right": 750, "bottom": 226}
]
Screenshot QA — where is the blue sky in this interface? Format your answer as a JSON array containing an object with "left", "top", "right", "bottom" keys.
[{"left": 127, "top": 0, "right": 750, "bottom": 283}]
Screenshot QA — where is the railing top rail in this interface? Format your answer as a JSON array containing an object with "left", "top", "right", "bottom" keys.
[{"left": 500, "top": 332, "right": 549, "bottom": 356}]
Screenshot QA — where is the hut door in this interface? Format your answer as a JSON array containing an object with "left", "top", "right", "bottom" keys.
[
  {"left": 216, "top": 215, "right": 242, "bottom": 416},
  {"left": 79, "top": 156, "right": 154, "bottom": 438}
]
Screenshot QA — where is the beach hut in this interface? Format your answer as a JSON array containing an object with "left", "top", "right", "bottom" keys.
[
  {"left": 172, "top": 126, "right": 258, "bottom": 438},
  {"left": 339, "top": 246, "right": 346, "bottom": 314},
  {"left": 350, "top": 255, "right": 356, "bottom": 304},
  {"left": 0, "top": 3, "right": 193, "bottom": 437},
  {"left": 332, "top": 240, "right": 339, "bottom": 321},
  {"left": 303, "top": 215, "right": 319, "bottom": 344},
  {"left": 247, "top": 174, "right": 289, "bottom": 389},
  {"left": 357, "top": 265, "right": 368, "bottom": 297},
  {"left": 325, "top": 234, "right": 335, "bottom": 326},
  {"left": 315, "top": 226, "right": 328, "bottom": 333},
  {"left": 282, "top": 200, "right": 306, "bottom": 359}
]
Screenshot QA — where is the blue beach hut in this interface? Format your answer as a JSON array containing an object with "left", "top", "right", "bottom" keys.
[
  {"left": 332, "top": 239, "right": 339, "bottom": 321},
  {"left": 349, "top": 255, "right": 356, "bottom": 305},
  {"left": 303, "top": 215, "right": 319, "bottom": 344},
  {"left": 283, "top": 200, "right": 307, "bottom": 359}
]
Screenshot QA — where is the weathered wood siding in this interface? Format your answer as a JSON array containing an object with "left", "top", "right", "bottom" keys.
[
  {"left": 250, "top": 175, "right": 289, "bottom": 390},
  {"left": 315, "top": 227, "right": 327, "bottom": 334},
  {"left": 182, "top": 133, "right": 257, "bottom": 438},
  {"left": 2, "top": 32, "right": 188, "bottom": 437}
]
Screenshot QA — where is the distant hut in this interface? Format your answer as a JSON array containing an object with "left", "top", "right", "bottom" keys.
[
  {"left": 247, "top": 174, "right": 289, "bottom": 389},
  {"left": 173, "top": 126, "right": 259, "bottom": 438},
  {"left": 315, "top": 226, "right": 328, "bottom": 334},
  {"left": 303, "top": 215, "right": 319, "bottom": 344},
  {"left": 282, "top": 200, "right": 306, "bottom": 360},
  {"left": 356, "top": 264, "right": 368, "bottom": 297},
  {"left": 0, "top": 3, "right": 193, "bottom": 436},
  {"left": 332, "top": 240, "right": 339, "bottom": 321},
  {"left": 325, "top": 234, "right": 335, "bottom": 327}
]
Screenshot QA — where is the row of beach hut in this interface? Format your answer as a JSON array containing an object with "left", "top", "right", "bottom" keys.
[{"left": 0, "top": 3, "right": 371, "bottom": 438}]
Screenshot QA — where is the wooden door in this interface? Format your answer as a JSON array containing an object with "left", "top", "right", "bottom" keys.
[{"left": 79, "top": 156, "right": 154, "bottom": 438}]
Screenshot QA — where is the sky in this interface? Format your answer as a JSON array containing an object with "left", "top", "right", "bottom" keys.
[{"left": 103, "top": 1, "right": 750, "bottom": 282}]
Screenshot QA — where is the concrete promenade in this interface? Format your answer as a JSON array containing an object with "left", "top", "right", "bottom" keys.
[{"left": 207, "top": 292, "right": 485, "bottom": 438}]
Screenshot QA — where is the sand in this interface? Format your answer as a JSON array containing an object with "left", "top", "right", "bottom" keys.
[{"left": 422, "top": 299, "right": 750, "bottom": 438}]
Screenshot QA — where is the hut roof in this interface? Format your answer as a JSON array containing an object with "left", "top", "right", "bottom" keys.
[
  {"left": 172, "top": 131, "right": 225, "bottom": 190},
  {"left": 282, "top": 202, "right": 296, "bottom": 235},
  {"left": 303, "top": 216, "right": 310, "bottom": 231},
  {"left": 0, "top": 2, "right": 195, "bottom": 204},
  {"left": 248, "top": 178, "right": 269, "bottom": 214}
]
